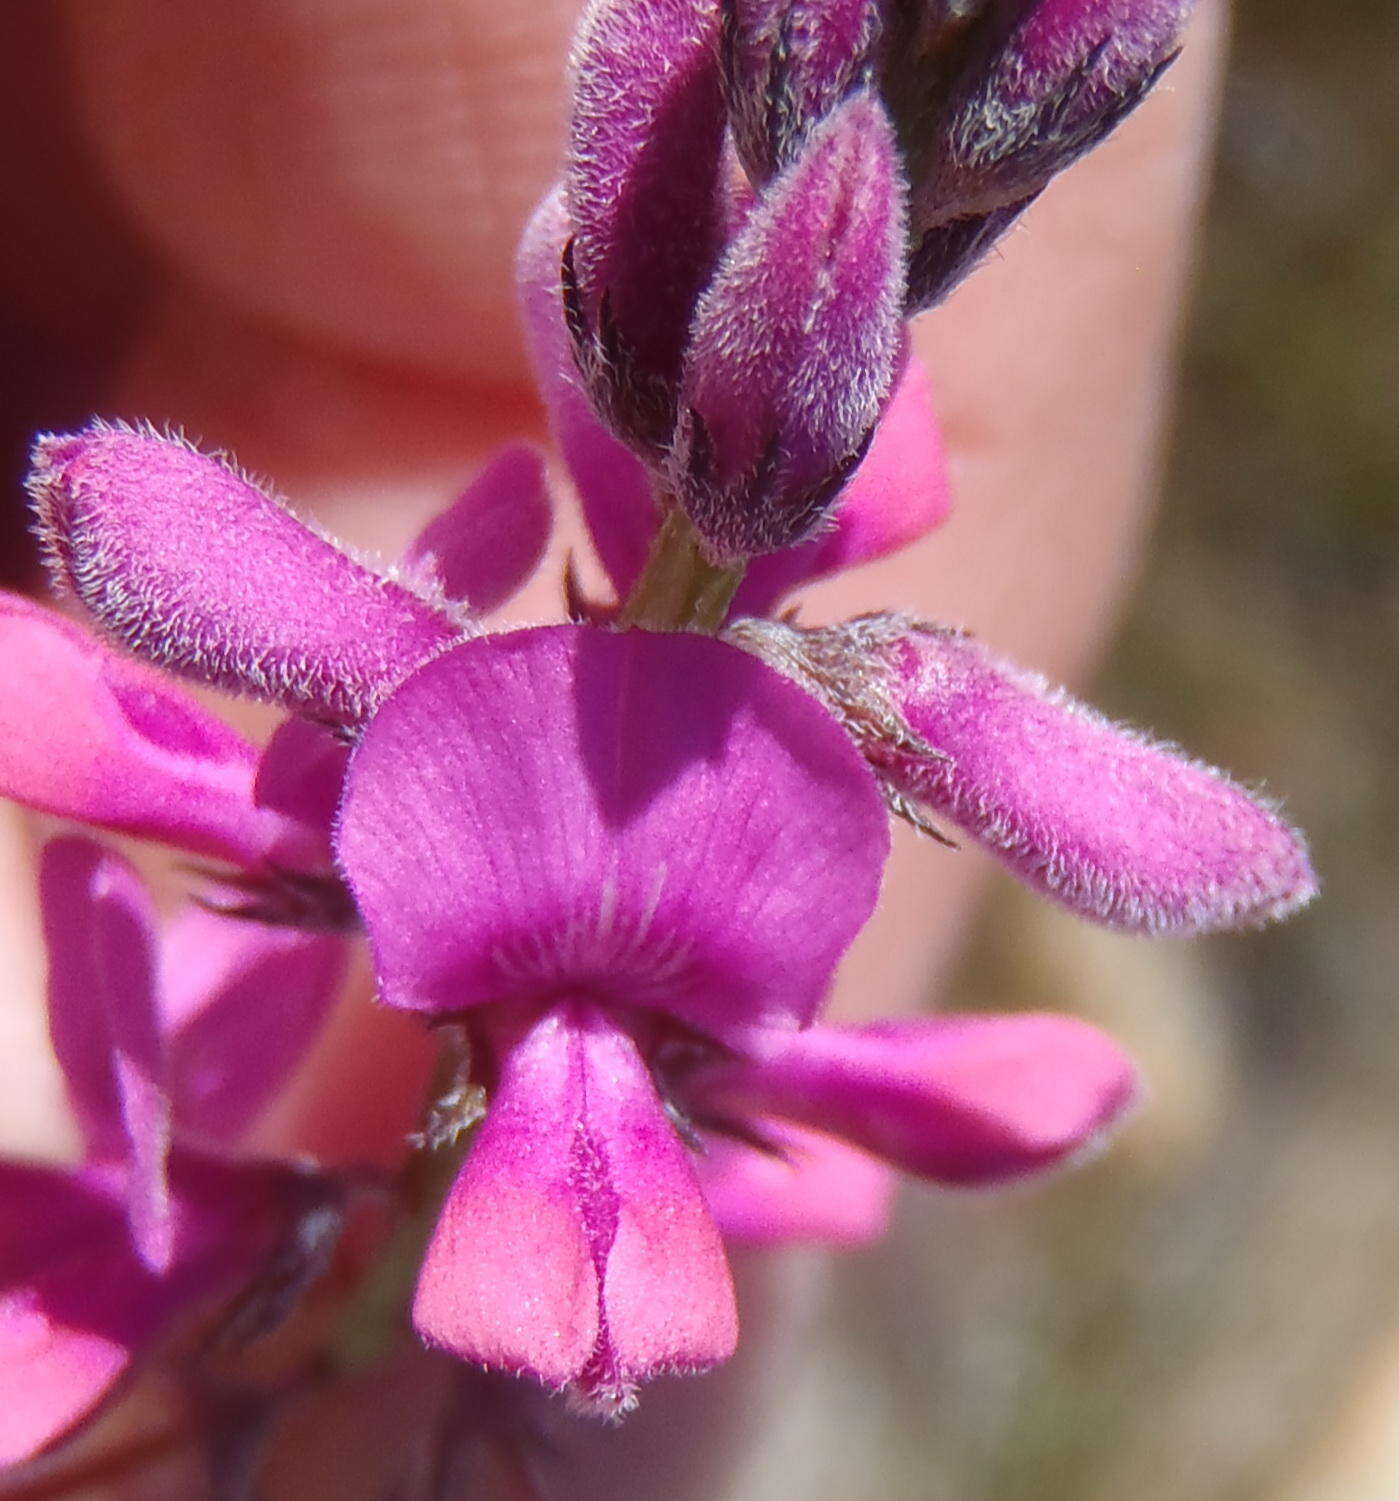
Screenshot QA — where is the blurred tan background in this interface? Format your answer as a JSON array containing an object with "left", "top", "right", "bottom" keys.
[{"left": 727, "top": 3, "right": 1399, "bottom": 1496}]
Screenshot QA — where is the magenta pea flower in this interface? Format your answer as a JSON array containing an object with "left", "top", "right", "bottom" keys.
[
  {"left": 0, "top": 0, "right": 1321, "bottom": 1475},
  {"left": 336, "top": 625, "right": 1137, "bottom": 1410},
  {"left": 0, "top": 838, "right": 344, "bottom": 1467},
  {"left": 17, "top": 426, "right": 1141, "bottom": 1416},
  {"left": 0, "top": 0, "right": 1309, "bottom": 1432}
]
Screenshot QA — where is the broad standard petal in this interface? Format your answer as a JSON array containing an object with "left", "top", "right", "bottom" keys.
[
  {"left": 414, "top": 1005, "right": 736, "bottom": 1414},
  {"left": 0, "top": 594, "right": 286, "bottom": 866},
  {"left": 881, "top": 626, "right": 1319, "bottom": 933},
  {"left": 337, "top": 626, "right": 888, "bottom": 1033},
  {"left": 690, "top": 1014, "right": 1139, "bottom": 1185},
  {"left": 29, "top": 424, "right": 458, "bottom": 724},
  {"left": 40, "top": 840, "right": 173, "bottom": 1272},
  {"left": 401, "top": 447, "right": 552, "bottom": 616}
]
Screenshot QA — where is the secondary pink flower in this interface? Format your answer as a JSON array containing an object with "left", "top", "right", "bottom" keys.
[
  {"left": 0, "top": 592, "right": 310, "bottom": 871},
  {"left": 335, "top": 625, "right": 1136, "bottom": 1409},
  {"left": 683, "top": 1010, "right": 1139, "bottom": 1247},
  {"left": 0, "top": 839, "right": 344, "bottom": 1466}
]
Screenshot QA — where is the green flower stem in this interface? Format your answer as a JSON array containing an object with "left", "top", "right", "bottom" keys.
[{"left": 616, "top": 507, "right": 747, "bottom": 634}]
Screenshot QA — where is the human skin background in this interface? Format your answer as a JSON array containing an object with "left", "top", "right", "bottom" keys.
[{"left": 0, "top": 2, "right": 1223, "bottom": 1495}]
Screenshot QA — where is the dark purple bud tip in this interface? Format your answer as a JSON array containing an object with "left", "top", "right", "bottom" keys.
[
  {"left": 721, "top": 0, "right": 886, "bottom": 183},
  {"left": 670, "top": 93, "right": 907, "bottom": 561},
  {"left": 902, "top": 0, "right": 1193, "bottom": 309}
]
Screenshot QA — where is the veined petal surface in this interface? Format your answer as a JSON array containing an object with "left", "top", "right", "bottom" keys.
[{"left": 337, "top": 626, "right": 887, "bottom": 1033}]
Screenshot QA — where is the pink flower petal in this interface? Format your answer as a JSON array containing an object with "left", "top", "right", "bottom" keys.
[
  {"left": 414, "top": 1005, "right": 736, "bottom": 1411},
  {"left": 39, "top": 839, "right": 173, "bottom": 1271},
  {"left": 697, "top": 1120, "right": 894, "bottom": 1246},
  {"left": 29, "top": 424, "right": 458, "bottom": 724},
  {"left": 337, "top": 626, "right": 887, "bottom": 1033},
  {"left": 519, "top": 190, "right": 949, "bottom": 617},
  {"left": 693, "top": 1014, "right": 1139, "bottom": 1185},
  {"left": 0, "top": 1154, "right": 316, "bottom": 1467},
  {"left": 0, "top": 594, "right": 285, "bottom": 866},
  {"left": 672, "top": 92, "right": 906, "bottom": 559},
  {"left": 159, "top": 907, "right": 347, "bottom": 1145},
  {"left": 0, "top": 1289, "right": 133, "bottom": 1468},
  {"left": 881, "top": 626, "right": 1319, "bottom": 933},
  {"left": 251, "top": 717, "right": 349, "bottom": 870},
  {"left": 402, "top": 447, "right": 552, "bottom": 616},
  {"left": 0, "top": 1164, "right": 142, "bottom": 1466}
]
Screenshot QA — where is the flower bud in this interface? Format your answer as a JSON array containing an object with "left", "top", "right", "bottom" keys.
[
  {"left": 720, "top": 0, "right": 886, "bottom": 182},
  {"left": 901, "top": 0, "right": 1193, "bottom": 308},
  {"left": 565, "top": 0, "right": 728, "bottom": 455},
  {"left": 670, "top": 93, "right": 906, "bottom": 561}
]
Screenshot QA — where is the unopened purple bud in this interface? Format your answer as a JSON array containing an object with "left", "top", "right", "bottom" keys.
[
  {"left": 903, "top": 0, "right": 1192, "bottom": 308},
  {"left": 565, "top": 0, "right": 728, "bottom": 456},
  {"left": 670, "top": 93, "right": 906, "bottom": 561},
  {"left": 720, "top": 0, "right": 886, "bottom": 183}
]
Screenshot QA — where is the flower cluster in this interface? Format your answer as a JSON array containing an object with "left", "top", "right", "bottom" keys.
[{"left": 0, "top": 0, "right": 1314, "bottom": 1477}]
